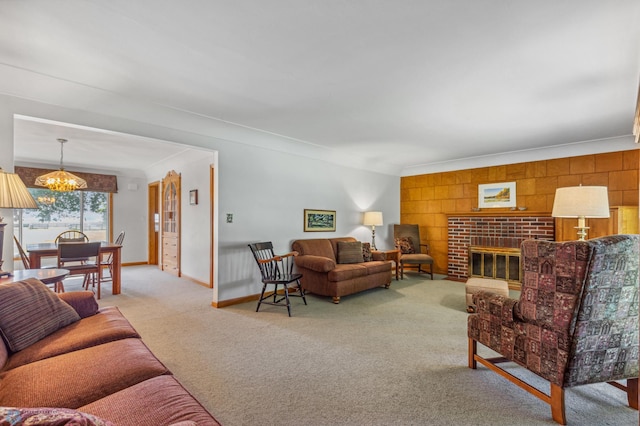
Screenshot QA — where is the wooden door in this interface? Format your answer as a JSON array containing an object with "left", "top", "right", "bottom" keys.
[
  {"left": 148, "top": 181, "right": 160, "bottom": 265},
  {"left": 161, "top": 170, "right": 181, "bottom": 276}
]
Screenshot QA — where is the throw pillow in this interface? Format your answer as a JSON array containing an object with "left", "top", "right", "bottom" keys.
[
  {"left": 0, "top": 407, "right": 114, "bottom": 425},
  {"left": 0, "top": 278, "right": 81, "bottom": 352},
  {"left": 362, "top": 242, "right": 372, "bottom": 262},
  {"left": 395, "top": 237, "right": 415, "bottom": 254},
  {"left": 337, "top": 241, "right": 364, "bottom": 264}
]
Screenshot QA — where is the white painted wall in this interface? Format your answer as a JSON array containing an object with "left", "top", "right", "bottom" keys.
[
  {"left": 212, "top": 142, "right": 399, "bottom": 301},
  {"left": 146, "top": 150, "right": 215, "bottom": 285},
  {"left": 112, "top": 175, "right": 149, "bottom": 265},
  {"left": 0, "top": 95, "right": 400, "bottom": 304}
]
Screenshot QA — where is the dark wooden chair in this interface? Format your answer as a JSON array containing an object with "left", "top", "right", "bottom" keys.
[
  {"left": 248, "top": 242, "right": 307, "bottom": 317},
  {"left": 393, "top": 224, "right": 434, "bottom": 279},
  {"left": 100, "top": 231, "right": 125, "bottom": 282},
  {"left": 58, "top": 242, "right": 102, "bottom": 299},
  {"left": 56, "top": 230, "right": 90, "bottom": 264}
]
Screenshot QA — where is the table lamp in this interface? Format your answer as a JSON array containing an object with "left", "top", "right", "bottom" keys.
[
  {"left": 363, "top": 211, "right": 383, "bottom": 250},
  {"left": 551, "top": 185, "right": 610, "bottom": 241},
  {"left": 0, "top": 168, "right": 38, "bottom": 277}
]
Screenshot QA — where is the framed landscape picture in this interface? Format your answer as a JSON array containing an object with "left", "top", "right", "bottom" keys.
[
  {"left": 304, "top": 209, "right": 336, "bottom": 232},
  {"left": 478, "top": 182, "right": 516, "bottom": 208}
]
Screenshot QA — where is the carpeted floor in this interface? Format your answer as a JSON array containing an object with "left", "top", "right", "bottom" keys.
[{"left": 88, "top": 266, "right": 637, "bottom": 426}]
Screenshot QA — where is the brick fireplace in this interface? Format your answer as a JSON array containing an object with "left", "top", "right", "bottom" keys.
[{"left": 447, "top": 213, "right": 555, "bottom": 283}]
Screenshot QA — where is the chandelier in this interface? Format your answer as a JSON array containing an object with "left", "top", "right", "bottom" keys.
[
  {"left": 37, "top": 196, "right": 56, "bottom": 205},
  {"left": 34, "top": 139, "right": 87, "bottom": 192}
]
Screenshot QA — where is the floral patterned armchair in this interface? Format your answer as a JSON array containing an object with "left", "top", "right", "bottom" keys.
[{"left": 468, "top": 234, "right": 639, "bottom": 424}]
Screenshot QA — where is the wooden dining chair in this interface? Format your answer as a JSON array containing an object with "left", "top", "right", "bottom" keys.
[
  {"left": 13, "top": 236, "right": 30, "bottom": 269},
  {"left": 57, "top": 242, "right": 102, "bottom": 298},
  {"left": 100, "top": 231, "right": 125, "bottom": 282},
  {"left": 55, "top": 230, "right": 89, "bottom": 244},
  {"left": 56, "top": 230, "right": 90, "bottom": 264},
  {"left": 14, "top": 236, "right": 64, "bottom": 292}
]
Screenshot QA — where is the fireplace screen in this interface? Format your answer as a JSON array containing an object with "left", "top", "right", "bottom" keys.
[{"left": 469, "top": 246, "right": 521, "bottom": 288}]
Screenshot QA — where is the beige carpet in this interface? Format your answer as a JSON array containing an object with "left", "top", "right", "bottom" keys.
[{"left": 87, "top": 266, "right": 637, "bottom": 426}]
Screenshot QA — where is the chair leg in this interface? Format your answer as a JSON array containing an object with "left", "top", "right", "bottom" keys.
[
  {"left": 468, "top": 338, "right": 477, "bottom": 369},
  {"left": 627, "top": 378, "right": 638, "bottom": 410},
  {"left": 283, "top": 284, "right": 291, "bottom": 317},
  {"left": 256, "top": 284, "right": 267, "bottom": 312},
  {"left": 55, "top": 281, "right": 65, "bottom": 293},
  {"left": 96, "top": 271, "right": 101, "bottom": 300},
  {"left": 550, "top": 383, "right": 566, "bottom": 425},
  {"left": 297, "top": 279, "right": 307, "bottom": 305},
  {"left": 400, "top": 263, "right": 404, "bottom": 280}
]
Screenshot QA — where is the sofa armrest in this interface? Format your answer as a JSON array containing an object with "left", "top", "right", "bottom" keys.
[
  {"left": 58, "top": 291, "right": 99, "bottom": 318},
  {"left": 295, "top": 255, "right": 336, "bottom": 272},
  {"left": 472, "top": 291, "right": 518, "bottom": 326}
]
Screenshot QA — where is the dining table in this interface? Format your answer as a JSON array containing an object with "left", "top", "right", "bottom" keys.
[{"left": 26, "top": 242, "right": 123, "bottom": 295}]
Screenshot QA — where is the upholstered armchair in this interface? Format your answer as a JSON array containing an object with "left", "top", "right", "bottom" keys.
[
  {"left": 468, "top": 234, "right": 639, "bottom": 424},
  {"left": 393, "top": 224, "right": 434, "bottom": 279}
]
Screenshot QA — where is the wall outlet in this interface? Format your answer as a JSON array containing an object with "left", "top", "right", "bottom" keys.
[{"left": 226, "top": 213, "right": 233, "bottom": 223}]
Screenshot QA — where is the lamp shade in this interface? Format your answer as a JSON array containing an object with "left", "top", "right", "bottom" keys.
[
  {"left": 363, "top": 211, "right": 383, "bottom": 226},
  {"left": 551, "top": 186, "right": 610, "bottom": 218},
  {"left": 0, "top": 168, "right": 38, "bottom": 209}
]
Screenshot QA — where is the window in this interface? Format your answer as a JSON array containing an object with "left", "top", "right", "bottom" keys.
[{"left": 14, "top": 188, "right": 110, "bottom": 251}]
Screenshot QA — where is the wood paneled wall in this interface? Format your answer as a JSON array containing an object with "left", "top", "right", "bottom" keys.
[{"left": 400, "top": 149, "right": 639, "bottom": 275}]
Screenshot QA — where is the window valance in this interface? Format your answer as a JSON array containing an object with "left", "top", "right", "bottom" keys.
[{"left": 15, "top": 166, "right": 118, "bottom": 193}]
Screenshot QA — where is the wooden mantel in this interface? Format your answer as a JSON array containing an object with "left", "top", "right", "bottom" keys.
[{"left": 445, "top": 211, "right": 551, "bottom": 217}]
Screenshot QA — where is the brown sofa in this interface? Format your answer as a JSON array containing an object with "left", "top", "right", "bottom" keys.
[
  {"left": 291, "top": 237, "right": 392, "bottom": 303},
  {"left": 0, "top": 278, "right": 219, "bottom": 426}
]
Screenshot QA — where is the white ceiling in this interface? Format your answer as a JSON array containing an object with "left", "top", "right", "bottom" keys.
[{"left": 3, "top": 0, "right": 640, "bottom": 176}]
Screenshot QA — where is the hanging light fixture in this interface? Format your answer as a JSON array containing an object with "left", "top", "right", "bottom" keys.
[
  {"left": 37, "top": 196, "right": 56, "bottom": 205},
  {"left": 34, "top": 138, "right": 87, "bottom": 191}
]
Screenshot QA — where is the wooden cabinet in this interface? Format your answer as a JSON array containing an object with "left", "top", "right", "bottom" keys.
[
  {"left": 555, "top": 206, "right": 639, "bottom": 242},
  {"left": 161, "top": 170, "right": 181, "bottom": 276}
]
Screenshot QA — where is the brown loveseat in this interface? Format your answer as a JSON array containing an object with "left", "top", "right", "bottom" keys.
[
  {"left": 291, "top": 237, "right": 392, "bottom": 303},
  {"left": 0, "top": 278, "right": 219, "bottom": 426}
]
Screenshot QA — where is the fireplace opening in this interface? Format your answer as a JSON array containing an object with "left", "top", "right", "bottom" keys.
[{"left": 468, "top": 246, "right": 521, "bottom": 289}]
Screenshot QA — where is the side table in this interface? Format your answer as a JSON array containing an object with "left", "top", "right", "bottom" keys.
[
  {"left": 372, "top": 249, "right": 401, "bottom": 280},
  {"left": 0, "top": 268, "right": 70, "bottom": 292}
]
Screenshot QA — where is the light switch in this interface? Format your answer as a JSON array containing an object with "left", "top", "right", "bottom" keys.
[{"left": 226, "top": 213, "right": 233, "bottom": 223}]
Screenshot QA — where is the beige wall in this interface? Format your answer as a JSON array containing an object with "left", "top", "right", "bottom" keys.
[{"left": 400, "top": 149, "right": 639, "bottom": 275}]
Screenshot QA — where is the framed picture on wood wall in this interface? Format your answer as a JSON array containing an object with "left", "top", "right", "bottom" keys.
[
  {"left": 478, "top": 182, "right": 516, "bottom": 208},
  {"left": 304, "top": 209, "right": 336, "bottom": 232}
]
